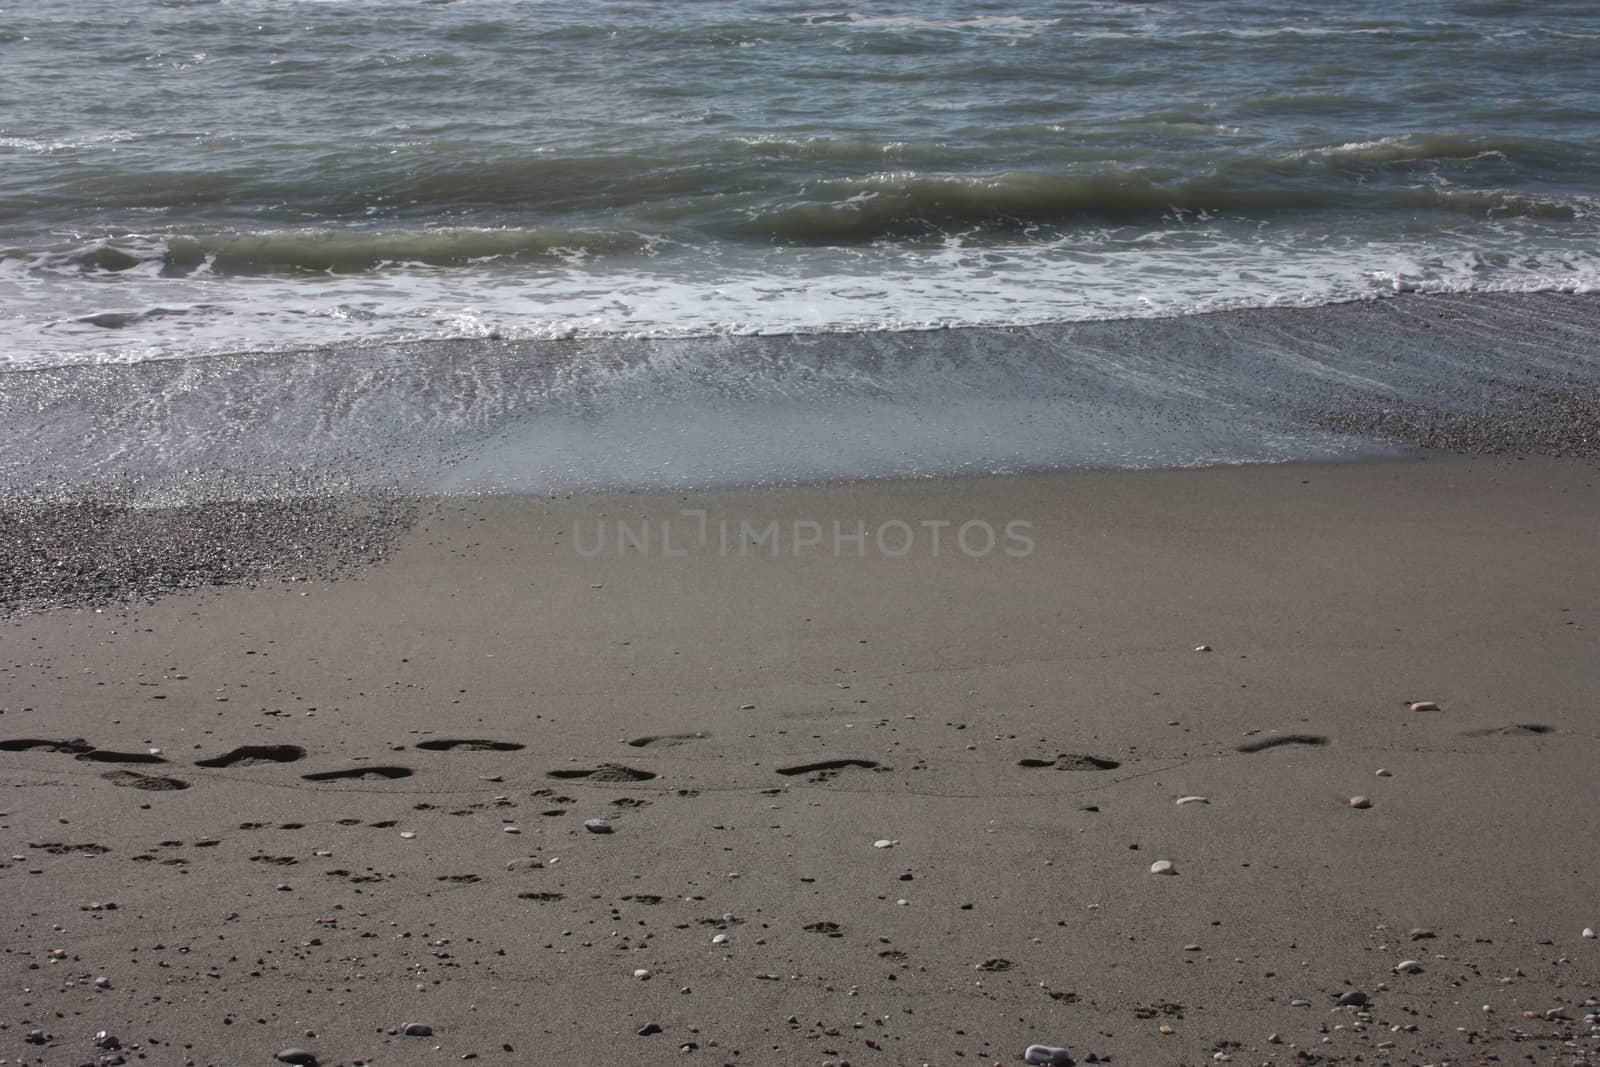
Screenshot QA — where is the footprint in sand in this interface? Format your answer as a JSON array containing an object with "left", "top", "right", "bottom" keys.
[
  {"left": 1236, "top": 734, "right": 1329, "bottom": 754},
  {"left": 546, "top": 763, "right": 657, "bottom": 782},
  {"left": 196, "top": 744, "right": 306, "bottom": 768},
  {"left": 75, "top": 749, "right": 168, "bottom": 765},
  {"left": 30, "top": 841, "right": 110, "bottom": 856},
  {"left": 775, "top": 759, "right": 884, "bottom": 782},
  {"left": 626, "top": 732, "right": 709, "bottom": 748},
  {"left": 1462, "top": 723, "right": 1555, "bottom": 738},
  {"left": 0, "top": 738, "right": 95, "bottom": 755},
  {"left": 1017, "top": 754, "right": 1120, "bottom": 770},
  {"left": 517, "top": 891, "right": 565, "bottom": 902},
  {"left": 2, "top": 738, "right": 167, "bottom": 764},
  {"left": 101, "top": 770, "right": 189, "bottom": 791},
  {"left": 415, "top": 739, "right": 526, "bottom": 752},
  {"left": 302, "top": 766, "right": 415, "bottom": 782}
]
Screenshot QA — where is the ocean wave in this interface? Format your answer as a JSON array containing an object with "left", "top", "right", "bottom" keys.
[
  {"left": 1281, "top": 132, "right": 1584, "bottom": 168},
  {"left": 1, "top": 228, "right": 660, "bottom": 278},
  {"left": 736, "top": 169, "right": 1592, "bottom": 243}
]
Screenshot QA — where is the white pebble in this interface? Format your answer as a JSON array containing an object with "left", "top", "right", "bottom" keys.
[
  {"left": 1409, "top": 701, "right": 1439, "bottom": 713},
  {"left": 1175, "top": 796, "right": 1209, "bottom": 806},
  {"left": 711, "top": 933, "right": 729, "bottom": 944},
  {"left": 1150, "top": 860, "right": 1176, "bottom": 875},
  {"left": 503, "top": 826, "right": 522, "bottom": 834},
  {"left": 1395, "top": 959, "right": 1424, "bottom": 973},
  {"left": 634, "top": 968, "right": 653, "bottom": 979},
  {"left": 1024, "top": 1045, "right": 1074, "bottom": 1065},
  {"left": 584, "top": 818, "right": 613, "bottom": 834},
  {"left": 399, "top": 831, "right": 415, "bottom": 839},
  {"left": 1583, "top": 928, "right": 1595, "bottom": 939},
  {"left": 1376, "top": 768, "right": 1392, "bottom": 777},
  {"left": 1194, "top": 645, "right": 1212, "bottom": 653},
  {"left": 872, "top": 839, "right": 897, "bottom": 849}
]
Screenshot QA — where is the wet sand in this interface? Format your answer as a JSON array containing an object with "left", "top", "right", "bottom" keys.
[{"left": 3, "top": 453, "right": 1598, "bottom": 1066}]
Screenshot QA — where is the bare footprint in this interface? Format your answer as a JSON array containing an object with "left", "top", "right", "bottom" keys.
[
  {"left": 546, "top": 763, "right": 656, "bottom": 783},
  {"left": 196, "top": 744, "right": 306, "bottom": 768},
  {"left": 626, "top": 732, "right": 708, "bottom": 748},
  {"left": 76, "top": 749, "right": 168, "bottom": 765},
  {"left": 1052, "top": 754, "right": 1121, "bottom": 771},
  {"left": 302, "top": 766, "right": 414, "bottom": 782},
  {"left": 1462, "top": 723, "right": 1556, "bottom": 738},
  {"left": 30, "top": 841, "right": 110, "bottom": 855},
  {"left": 1236, "top": 734, "right": 1329, "bottom": 754},
  {"left": 415, "top": 739, "right": 525, "bottom": 752},
  {"left": 776, "top": 759, "right": 883, "bottom": 781},
  {"left": 0, "top": 738, "right": 94, "bottom": 755},
  {"left": 101, "top": 770, "right": 189, "bottom": 791}
]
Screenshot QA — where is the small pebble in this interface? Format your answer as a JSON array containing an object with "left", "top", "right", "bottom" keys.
[
  {"left": 1338, "top": 991, "right": 1368, "bottom": 1006},
  {"left": 1158, "top": 1024, "right": 1176, "bottom": 1035},
  {"left": 94, "top": 975, "right": 111, "bottom": 989},
  {"left": 1149, "top": 860, "right": 1176, "bottom": 875},
  {"left": 873, "top": 839, "right": 897, "bottom": 849},
  {"left": 1194, "top": 645, "right": 1212, "bottom": 653},
  {"left": 400, "top": 1023, "right": 433, "bottom": 1037},
  {"left": 1376, "top": 768, "right": 1392, "bottom": 777},
  {"left": 502, "top": 826, "right": 522, "bottom": 834},
  {"left": 1290, "top": 999, "right": 1312, "bottom": 1008},
  {"left": 1583, "top": 928, "right": 1595, "bottom": 939},
  {"left": 638, "top": 1023, "right": 663, "bottom": 1036},
  {"left": 1409, "top": 701, "right": 1439, "bottom": 712},
  {"left": 1395, "top": 959, "right": 1424, "bottom": 973},
  {"left": 275, "top": 1051, "right": 318, "bottom": 1066},
  {"left": 1024, "top": 1045, "right": 1074, "bottom": 1065},
  {"left": 711, "top": 933, "right": 729, "bottom": 944},
  {"left": 633, "top": 968, "right": 653, "bottom": 979},
  {"left": 399, "top": 831, "right": 416, "bottom": 839},
  {"left": 1349, "top": 795, "right": 1372, "bottom": 809},
  {"left": 1409, "top": 927, "right": 1436, "bottom": 940},
  {"left": 1175, "top": 796, "right": 1209, "bottom": 806},
  {"left": 584, "top": 818, "right": 613, "bottom": 834}
]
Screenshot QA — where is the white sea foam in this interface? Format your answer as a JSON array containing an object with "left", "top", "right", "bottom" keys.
[{"left": 4, "top": 230, "right": 1598, "bottom": 371}]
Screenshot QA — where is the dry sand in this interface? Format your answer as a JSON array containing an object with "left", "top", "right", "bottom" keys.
[{"left": 3, "top": 454, "right": 1598, "bottom": 1066}]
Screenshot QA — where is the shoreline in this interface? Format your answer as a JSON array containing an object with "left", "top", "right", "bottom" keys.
[
  {"left": 3, "top": 286, "right": 1592, "bottom": 380},
  {"left": 3, "top": 454, "right": 1597, "bottom": 1064},
  {"left": 4, "top": 290, "right": 1599, "bottom": 500}
]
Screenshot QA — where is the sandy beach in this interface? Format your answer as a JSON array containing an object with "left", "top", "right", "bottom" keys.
[{"left": 3, "top": 453, "right": 1597, "bottom": 1066}]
